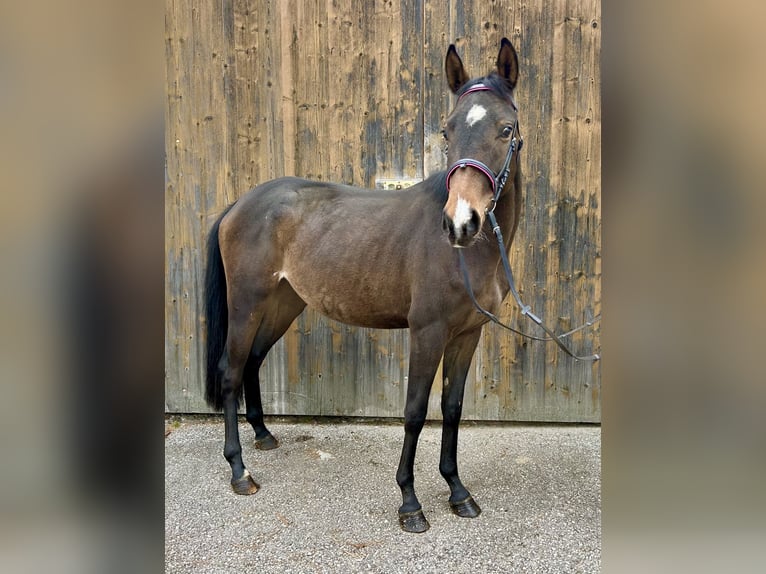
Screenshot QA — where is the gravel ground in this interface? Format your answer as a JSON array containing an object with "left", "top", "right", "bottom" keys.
[{"left": 165, "top": 417, "right": 600, "bottom": 573}]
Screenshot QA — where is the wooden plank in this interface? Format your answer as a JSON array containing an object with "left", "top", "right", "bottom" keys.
[{"left": 166, "top": 0, "right": 237, "bottom": 411}]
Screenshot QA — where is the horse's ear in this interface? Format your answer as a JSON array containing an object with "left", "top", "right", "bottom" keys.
[
  {"left": 445, "top": 44, "right": 469, "bottom": 94},
  {"left": 496, "top": 37, "right": 519, "bottom": 90}
]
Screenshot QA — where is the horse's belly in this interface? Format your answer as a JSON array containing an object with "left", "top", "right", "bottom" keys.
[
  {"left": 318, "top": 305, "right": 409, "bottom": 329},
  {"left": 285, "top": 276, "right": 409, "bottom": 329}
]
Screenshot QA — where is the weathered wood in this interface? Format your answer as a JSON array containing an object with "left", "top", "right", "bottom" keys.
[{"left": 165, "top": 0, "right": 601, "bottom": 421}]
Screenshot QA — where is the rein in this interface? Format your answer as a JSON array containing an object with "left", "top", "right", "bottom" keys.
[
  {"left": 448, "top": 83, "right": 600, "bottom": 362},
  {"left": 457, "top": 227, "right": 601, "bottom": 362}
]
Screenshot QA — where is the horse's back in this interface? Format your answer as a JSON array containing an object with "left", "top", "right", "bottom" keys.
[{"left": 226, "top": 177, "right": 394, "bottom": 226}]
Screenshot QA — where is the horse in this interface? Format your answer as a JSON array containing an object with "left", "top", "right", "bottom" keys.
[{"left": 204, "top": 38, "right": 523, "bottom": 533}]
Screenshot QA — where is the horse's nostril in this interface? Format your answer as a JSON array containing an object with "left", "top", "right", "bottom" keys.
[
  {"left": 443, "top": 214, "right": 456, "bottom": 236},
  {"left": 466, "top": 209, "right": 481, "bottom": 236}
]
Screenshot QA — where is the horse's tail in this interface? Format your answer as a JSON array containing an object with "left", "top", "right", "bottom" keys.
[{"left": 204, "top": 204, "right": 235, "bottom": 411}]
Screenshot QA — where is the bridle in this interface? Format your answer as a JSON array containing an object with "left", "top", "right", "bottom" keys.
[
  {"left": 447, "top": 83, "right": 601, "bottom": 362},
  {"left": 445, "top": 83, "right": 522, "bottom": 211}
]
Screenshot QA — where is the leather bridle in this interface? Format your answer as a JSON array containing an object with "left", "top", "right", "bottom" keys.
[
  {"left": 447, "top": 83, "right": 601, "bottom": 362},
  {"left": 445, "top": 83, "right": 522, "bottom": 210}
]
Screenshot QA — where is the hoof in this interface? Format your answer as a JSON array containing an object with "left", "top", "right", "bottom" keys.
[
  {"left": 450, "top": 495, "right": 482, "bottom": 518},
  {"left": 254, "top": 433, "right": 279, "bottom": 451},
  {"left": 231, "top": 470, "right": 260, "bottom": 495},
  {"left": 398, "top": 509, "right": 430, "bottom": 533}
]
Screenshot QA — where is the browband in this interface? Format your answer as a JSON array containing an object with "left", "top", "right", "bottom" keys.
[{"left": 457, "top": 82, "right": 517, "bottom": 111}]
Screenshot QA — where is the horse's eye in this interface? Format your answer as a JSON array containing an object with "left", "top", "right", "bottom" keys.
[{"left": 501, "top": 126, "right": 513, "bottom": 138}]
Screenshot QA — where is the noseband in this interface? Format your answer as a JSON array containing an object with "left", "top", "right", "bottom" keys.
[{"left": 445, "top": 83, "right": 523, "bottom": 212}]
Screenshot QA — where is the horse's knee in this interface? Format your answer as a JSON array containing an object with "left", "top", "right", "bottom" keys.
[
  {"left": 403, "top": 409, "right": 427, "bottom": 435},
  {"left": 441, "top": 400, "right": 463, "bottom": 426}
]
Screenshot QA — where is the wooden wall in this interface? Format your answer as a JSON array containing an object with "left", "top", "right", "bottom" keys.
[{"left": 165, "top": 0, "right": 601, "bottom": 422}]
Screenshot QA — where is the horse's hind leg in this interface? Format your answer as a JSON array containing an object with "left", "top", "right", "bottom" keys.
[
  {"left": 243, "top": 357, "right": 276, "bottom": 450},
  {"left": 219, "top": 302, "right": 263, "bottom": 495},
  {"left": 440, "top": 327, "right": 483, "bottom": 518},
  {"left": 243, "top": 281, "right": 306, "bottom": 450}
]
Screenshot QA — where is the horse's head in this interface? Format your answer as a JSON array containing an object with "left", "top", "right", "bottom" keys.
[{"left": 441, "top": 38, "right": 521, "bottom": 248}]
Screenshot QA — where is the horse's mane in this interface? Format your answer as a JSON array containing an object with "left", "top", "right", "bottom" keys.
[{"left": 420, "top": 170, "right": 449, "bottom": 205}]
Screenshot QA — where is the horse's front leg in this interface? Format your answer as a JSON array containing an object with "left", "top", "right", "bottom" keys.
[
  {"left": 440, "top": 327, "right": 483, "bottom": 518},
  {"left": 396, "top": 324, "right": 446, "bottom": 533}
]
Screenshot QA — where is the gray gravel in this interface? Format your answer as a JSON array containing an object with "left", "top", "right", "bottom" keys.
[{"left": 165, "top": 418, "right": 600, "bottom": 573}]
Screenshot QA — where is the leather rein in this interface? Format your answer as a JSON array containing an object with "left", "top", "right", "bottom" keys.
[{"left": 446, "top": 83, "right": 600, "bottom": 362}]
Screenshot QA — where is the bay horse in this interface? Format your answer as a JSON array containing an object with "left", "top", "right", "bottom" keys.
[{"left": 205, "top": 38, "right": 523, "bottom": 533}]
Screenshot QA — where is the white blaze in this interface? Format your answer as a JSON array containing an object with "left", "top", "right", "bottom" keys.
[
  {"left": 465, "top": 104, "right": 487, "bottom": 127},
  {"left": 453, "top": 195, "right": 473, "bottom": 230}
]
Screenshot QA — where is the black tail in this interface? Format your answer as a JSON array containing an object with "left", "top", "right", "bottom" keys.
[{"left": 204, "top": 204, "right": 237, "bottom": 410}]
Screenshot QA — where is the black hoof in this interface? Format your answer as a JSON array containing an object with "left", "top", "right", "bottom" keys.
[
  {"left": 450, "top": 495, "right": 482, "bottom": 518},
  {"left": 254, "top": 432, "right": 279, "bottom": 450},
  {"left": 398, "top": 509, "right": 430, "bottom": 533},
  {"left": 230, "top": 470, "right": 260, "bottom": 495}
]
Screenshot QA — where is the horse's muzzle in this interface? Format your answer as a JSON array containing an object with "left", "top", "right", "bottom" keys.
[{"left": 443, "top": 210, "right": 481, "bottom": 248}]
